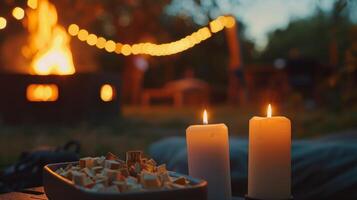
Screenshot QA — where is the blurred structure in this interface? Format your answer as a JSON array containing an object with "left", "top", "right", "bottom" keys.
[
  {"left": 122, "top": 52, "right": 151, "bottom": 105},
  {"left": 141, "top": 69, "right": 210, "bottom": 107},
  {"left": 0, "top": 0, "right": 355, "bottom": 109},
  {"left": 225, "top": 20, "right": 246, "bottom": 105}
]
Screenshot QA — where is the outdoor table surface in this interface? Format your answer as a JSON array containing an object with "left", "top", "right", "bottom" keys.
[
  {"left": 0, "top": 187, "right": 244, "bottom": 200},
  {"left": 0, "top": 187, "right": 47, "bottom": 200}
]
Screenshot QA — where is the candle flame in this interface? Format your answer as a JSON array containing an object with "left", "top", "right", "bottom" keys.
[
  {"left": 203, "top": 109, "right": 208, "bottom": 124},
  {"left": 267, "top": 104, "right": 272, "bottom": 118}
]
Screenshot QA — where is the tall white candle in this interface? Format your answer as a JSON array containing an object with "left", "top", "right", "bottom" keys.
[
  {"left": 186, "top": 110, "right": 232, "bottom": 200},
  {"left": 248, "top": 104, "right": 291, "bottom": 199}
]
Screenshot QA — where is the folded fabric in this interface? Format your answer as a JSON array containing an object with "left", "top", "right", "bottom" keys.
[{"left": 149, "top": 132, "right": 357, "bottom": 200}]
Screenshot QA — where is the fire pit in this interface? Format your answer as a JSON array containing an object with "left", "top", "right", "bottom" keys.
[
  {"left": 0, "top": 0, "right": 120, "bottom": 123},
  {"left": 0, "top": 73, "right": 120, "bottom": 123}
]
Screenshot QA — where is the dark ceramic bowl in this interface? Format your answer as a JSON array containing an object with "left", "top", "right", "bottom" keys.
[{"left": 43, "top": 162, "right": 207, "bottom": 200}]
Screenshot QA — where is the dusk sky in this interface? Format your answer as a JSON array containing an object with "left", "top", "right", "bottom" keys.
[
  {"left": 235, "top": 0, "right": 334, "bottom": 50},
  {"left": 167, "top": 0, "right": 356, "bottom": 50}
]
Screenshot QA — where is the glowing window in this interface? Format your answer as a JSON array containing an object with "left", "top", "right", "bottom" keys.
[
  {"left": 100, "top": 84, "right": 115, "bottom": 102},
  {"left": 26, "top": 84, "right": 59, "bottom": 102}
]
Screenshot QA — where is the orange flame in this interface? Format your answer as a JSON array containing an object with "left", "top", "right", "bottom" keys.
[
  {"left": 267, "top": 104, "right": 272, "bottom": 118},
  {"left": 203, "top": 109, "right": 208, "bottom": 124},
  {"left": 27, "top": 0, "right": 75, "bottom": 75}
]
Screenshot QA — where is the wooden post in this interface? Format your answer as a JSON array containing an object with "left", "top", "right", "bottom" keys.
[{"left": 225, "top": 19, "right": 245, "bottom": 105}]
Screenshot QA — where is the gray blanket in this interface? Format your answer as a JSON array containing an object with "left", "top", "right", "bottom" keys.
[{"left": 149, "top": 130, "right": 357, "bottom": 200}]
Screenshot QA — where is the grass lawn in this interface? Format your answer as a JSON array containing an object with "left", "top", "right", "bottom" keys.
[{"left": 0, "top": 104, "right": 356, "bottom": 167}]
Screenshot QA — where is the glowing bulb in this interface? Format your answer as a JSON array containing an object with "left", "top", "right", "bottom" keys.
[
  {"left": 210, "top": 17, "right": 224, "bottom": 33},
  {"left": 217, "top": 16, "right": 226, "bottom": 25},
  {"left": 0, "top": 17, "right": 6, "bottom": 29},
  {"left": 224, "top": 16, "right": 236, "bottom": 28},
  {"left": 12, "top": 7, "right": 25, "bottom": 20},
  {"left": 115, "top": 43, "right": 123, "bottom": 54},
  {"left": 27, "top": 0, "right": 38, "bottom": 9},
  {"left": 105, "top": 40, "right": 116, "bottom": 52},
  {"left": 63, "top": 15, "right": 237, "bottom": 56},
  {"left": 86, "top": 34, "right": 97, "bottom": 46},
  {"left": 192, "top": 32, "right": 202, "bottom": 43},
  {"left": 132, "top": 44, "right": 141, "bottom": 55},
  {"left": 96, "top": 37, "right": 106, "bottom": 49},
  {"left": 77, "top": 29, "right": 88, "bottom": 41},
  {"left": 121, "top": 44, "right": 132, "bottom": 56},
  {"left": 267, "top": 104, "right": 272, "bottom": 118},
  {"left": 68, "top": 24, "right": 79, "bottom": 36},
  {"left": 203, "top": 109, "right": 208, "bottom": 125},
  {"left": 198, "top": 27, "right": 211, "bottom": 40}
]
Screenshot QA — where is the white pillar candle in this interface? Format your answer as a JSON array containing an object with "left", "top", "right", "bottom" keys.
[
  {"left": 248, "top": 104, "right": 291, "bottom": 199},
  {"left": 186, "top": 110, "right": 232, "bottom": 200}
]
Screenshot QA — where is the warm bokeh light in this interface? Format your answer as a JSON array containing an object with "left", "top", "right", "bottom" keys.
[
  {"left": 203, "top": 109, "right": 208, "bottom": 124},
  {"left": 96, "top": 37, "right": 106, "bottom": 49},
  {"left": 131, "top": 44, "right": 141, "bottom": 55},
  {"left": 77, "top": 29, "right": 88, "bottom": 41},
  {"left": 105, "top": 40, "right": 116, "bottom": 52},
  {"left": 121, "top": 44, "right": 132, "bottom": 56},
  {"left": 12, "top": 7, "right": 25, "bottom": 20},
  {"left": 66, "top": 15, "right": 231, "bottom": 56},
  {"left": 28, "top": 0, "right": 75, "bottom": 75},
  {"left": 210, "top": 17, "right": 224, "bottom": 33},
  {"left": 0, "top": 17, "right": 7, "bottom": 30},
  {"left": 267, "top": 104, "right": 272, "bottom": 118},
  {"left": 224, "top": 16, "right": 236, "bottom": 28},
  {"left": 26, "top": 84, "right": 59, "bottom": 102},
  {"left": 68, "top": 24, "right": 79, "bottom": 36},
  {"left": 86, "top": 33, "right": 97, "bottom": 46},
  {"left": 27, "top": 0, "right": 38, "bottom": 9},
  {"left": 198, "top": 27, "right": 211, "bottom": 39},
  {"left": 115, "top": 42, "right": 123, "bottom": 54},
  {"left": 100, "top": 84, "right": 115, "bottom": 102}
]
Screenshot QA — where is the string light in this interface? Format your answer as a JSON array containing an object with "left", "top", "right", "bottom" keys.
[
  {"left": 68, "top": 24, "right": 79, "bottom": 36},
  {"left": 210, "top": 16, "right": 225, "bottom": 33},
  {"left": 131, "top": 44, "right": 141, "bottom": 55},
  {"left": 0, "top": 0, "right": 39, "bottom": 31},
  {"left": 1, "top": 0, "right": 237, "bottom": 57},
  {"left": 77, "top": 29, "right": 88, "bottom": 41},
  {"left": 224, "top": 16, "right": 236, "bottom": 28},
  {"left": 12, "top": 7, "right": 25, "bottom": 20},
  {"left": 96, "top": 37, "right": 106, "bottom": 49},
  {"left": 0, "top": 4, "right": 30, "bottom": 31},
  {"left": 68, "top": 16, "right": 236, "bottom": 56},
  {"left": 121, "top": 44, "right": 132, "bottom": 56},
  {"left": 115, "top": 43, "right": 123, "bottom": 54},
  {"left": 104, "top": 40, "right": 116, "bottom": 52},
  {"left": 86, "top": 33, "right": 97, "bottom": 46},
  {"left": 0, "top": 17, "right": 7, "bottom": 30}
]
